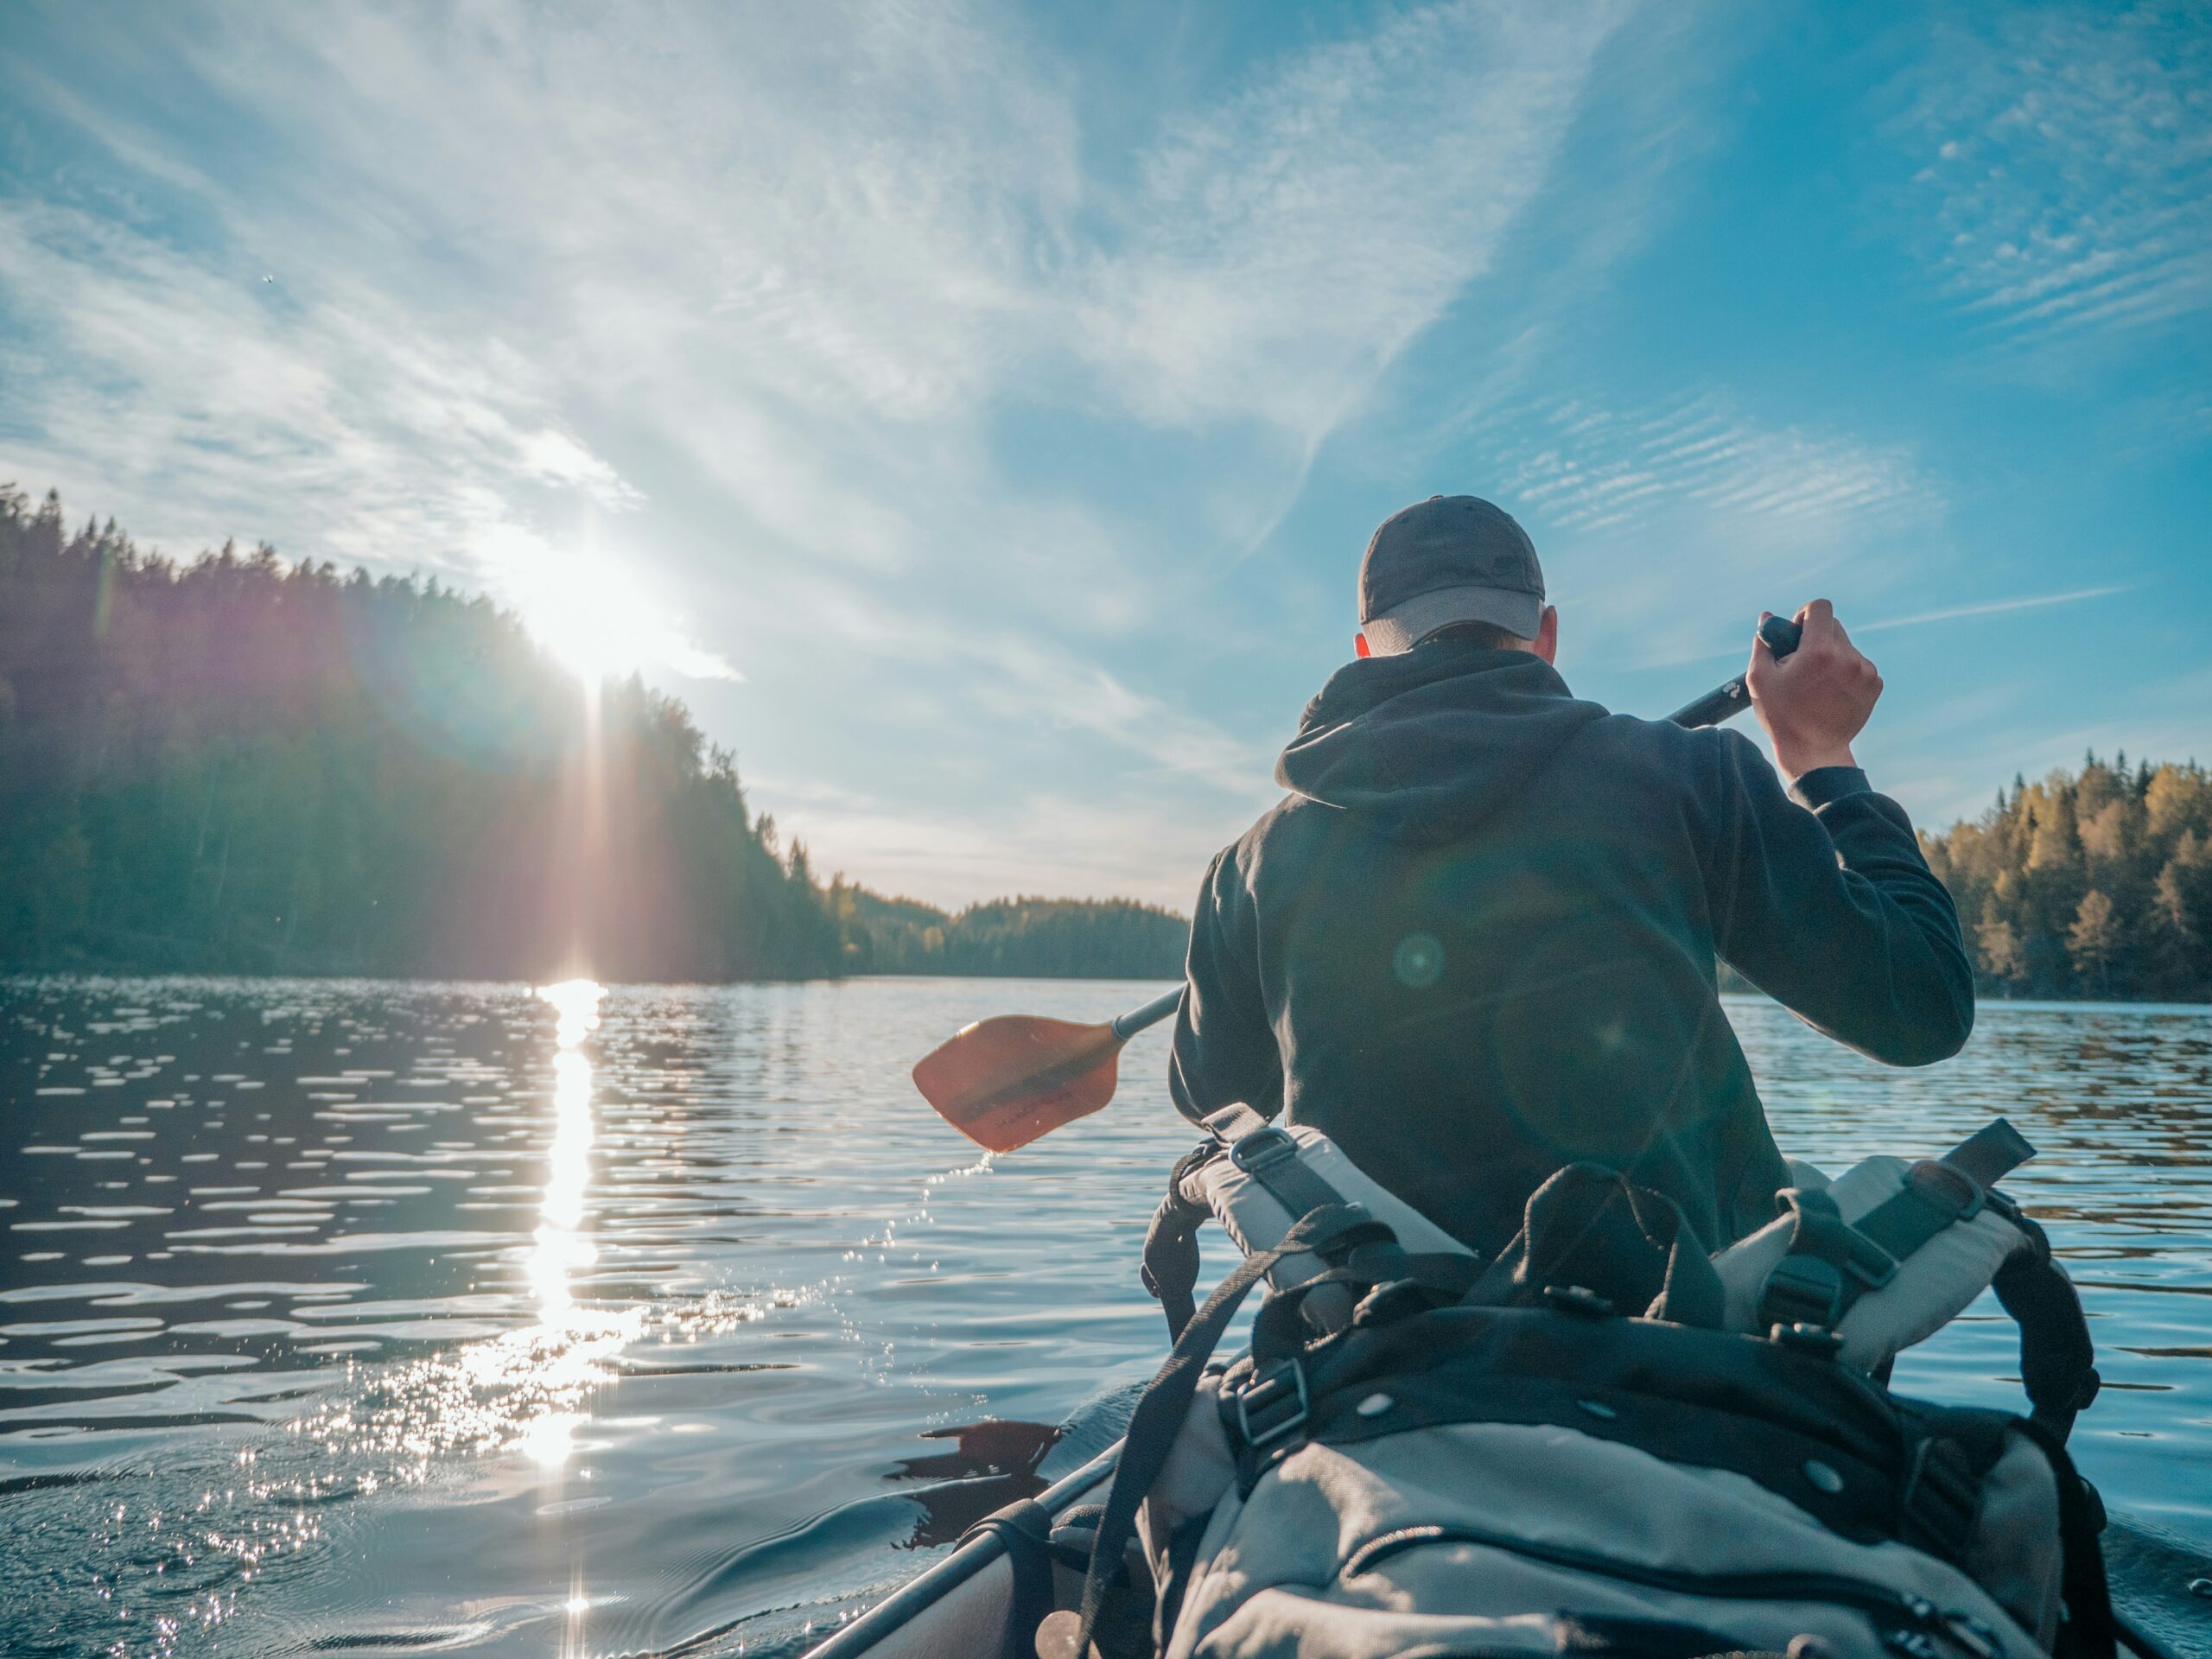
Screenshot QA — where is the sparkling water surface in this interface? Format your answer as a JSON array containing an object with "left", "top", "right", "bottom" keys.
[{"left": 2, "top": 978, "right": 2208, "bottom": 1657}]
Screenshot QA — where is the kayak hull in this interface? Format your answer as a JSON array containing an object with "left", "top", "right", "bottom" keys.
[{"left": 807, "top": 1446, "right": 1115, "bottom": 1659}]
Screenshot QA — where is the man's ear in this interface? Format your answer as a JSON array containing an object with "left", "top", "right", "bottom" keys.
[
  {"left": 1533, "top": 606, "right": 1559, "bottom": 665},
  {"left": 1355, "top": 632, "right": 1372, "bottom": 658}
]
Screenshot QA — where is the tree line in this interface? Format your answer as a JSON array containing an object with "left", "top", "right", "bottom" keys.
[
  {"left": 1923, "top": 754, "right": 2212, "bottom": 1002},
  {"left": 4, "top": 486, "right": 2205, "bottom": 997},
  {"left": 0, "top": 486, "right": 1186, "bottom": 984},
  {"left": 843, "top": 889, "right": 1188, "bottom": 979},
  {"left": 0, "top": 486, "right": 851, "bottom": 979}
]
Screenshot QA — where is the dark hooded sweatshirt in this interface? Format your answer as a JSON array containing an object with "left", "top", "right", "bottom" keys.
[{"left": 1168, "top": 639, "right": 1974, "bottom": 1255}]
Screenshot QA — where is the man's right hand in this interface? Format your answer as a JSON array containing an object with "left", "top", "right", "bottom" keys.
[{"left": 1746, "top": 599, "right": 1881, "bottom": 781}]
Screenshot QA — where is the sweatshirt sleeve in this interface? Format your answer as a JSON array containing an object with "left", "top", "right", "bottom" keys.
[
  {"left": 1700, "top": 736, "right": 1974, "bottom": 1066},
  {"left": 1169, "top": 847, "right": 1285, "bottom": 1125}
]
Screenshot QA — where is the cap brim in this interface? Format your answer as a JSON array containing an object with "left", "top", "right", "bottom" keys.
[{"left": 1362, "top": 584, "right": 1544, "bottom": 655}]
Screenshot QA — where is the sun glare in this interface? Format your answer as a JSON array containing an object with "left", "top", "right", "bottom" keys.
[
  {"left": 479, "top": 525, "right": 740, "bottom": 686},
  {"left": 517, "top": 562, "right": 677, "bottom": 684}
]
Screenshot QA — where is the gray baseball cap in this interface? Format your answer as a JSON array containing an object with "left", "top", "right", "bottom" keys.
[{"left": 1358, "top": 495, "right": 1545, "bottom": 654}]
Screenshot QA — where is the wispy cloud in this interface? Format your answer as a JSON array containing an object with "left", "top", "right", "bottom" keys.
[
  {"left": 1076, "top": 2, "right": 1632, "bottom": 444},
  {"left": 1887, "top": 3, "right": 2212, "bottom": 344},
  {"left": 1857, "top": 585, "right": 2130, "bottom": 633},
  {"left": 0, "top": 194, "right": 639, "bottom": 574},
  {"left": 0, "top": 0, "right": 1643, "bottom": 605},
  {"left": 1477, "top": 391, "right": 1935, "bottom": 537},
  {"left": 1631, "top": 587, "right": 2133, "bottom": 672}
]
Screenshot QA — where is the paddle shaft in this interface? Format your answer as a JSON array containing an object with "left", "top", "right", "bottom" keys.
[
  {"left": 1109, "top": 985, "right": 1184, "bottom": 1042},
  {"left": 1666, "top": 613, "right": 1802, "bottom": 728},
  {"left": 1098, "top": 614, "right": 1804, "bottom": 1046}
]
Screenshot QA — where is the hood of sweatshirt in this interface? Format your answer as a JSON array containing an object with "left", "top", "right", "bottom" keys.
[{"left": 1275, "top": 639, "right": 1611, "bottom": 844}]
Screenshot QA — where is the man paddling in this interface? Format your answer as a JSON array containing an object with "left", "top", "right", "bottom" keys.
[{"left": 1168, "top": 495, "right": 1974, "bottom": 1255}]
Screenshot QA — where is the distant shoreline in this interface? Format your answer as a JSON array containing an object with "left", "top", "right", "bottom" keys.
[{"left": 2, "top": 969, "right": 2204, "bottom": 1011}]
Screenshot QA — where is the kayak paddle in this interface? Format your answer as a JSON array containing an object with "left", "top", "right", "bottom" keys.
[
  {"left": 912, "top": 612, "right": 1804, "bottom": 1151},
  {"left": 911, "top": 986, "right": 1183, "bottom": 1152}
]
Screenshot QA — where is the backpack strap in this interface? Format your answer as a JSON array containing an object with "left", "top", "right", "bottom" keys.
[
  {"left": 1990, "top": 1200, "right": 2101, "bottom": 1442},
  {"left": 1756, "top": 1118, "right": 2037, "bottom": 1334},
  {"left": 1753, "top": 1118, "right": 2100, "bottom": 1444},
  {"left": 1075, "top": 1202, "right": 1394, "bottom": 1659},
  {"left": 1141, "top": 1142, "right": 1221, "bottom": 1341},
  {"left": 1219, "top": 1122, "right": 1351, "bottom": 1219},
  {"left": 1757, "top": 1185, "right": 1899, "bottom": 1332},
  {"left": 1141, "top": 1109, "right": 1370, "bottom": 1342},
  {"left": 1202, "top": 1102, "right": 1272, "bottom": 1141}
]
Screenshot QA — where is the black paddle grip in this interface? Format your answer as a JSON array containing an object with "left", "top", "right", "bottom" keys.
[{"left": 1667, "top": 613, "right": 1803, "bottom": 729}]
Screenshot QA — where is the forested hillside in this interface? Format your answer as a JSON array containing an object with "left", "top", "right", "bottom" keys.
[
  {"left": 846, "top": 889, "right": 1188, "bottom": 978},
  {"left": 1923, "top": 755, "right": 2212, "bottom": 1001},
  {"left": 0, "top": 486, "right": 847, "bottom": 979}
]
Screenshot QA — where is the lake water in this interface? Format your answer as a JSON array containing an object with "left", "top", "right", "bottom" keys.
[{"left": 2, "top": 976, "right": 2209, "bottom": 1658}]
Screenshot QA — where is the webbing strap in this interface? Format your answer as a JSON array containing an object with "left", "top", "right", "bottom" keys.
[
  {"left": 1201, "top": 1103, "right": 1271, "bottom": 1142},
  {"left": 1075, "top": 1204, "right": 1382, "bottom": 1659},
  {"left": 1757, "top": 1187, "right": 1866, "bottom": 1332},
  {"left": 1757, "top": 1118, "right": 2037, "bottom": 1338},
  {"left": 1229, "top": 1126, "right": 1349, "bottom": 1221},
  {"left": 1896, "top": 1435, "right": 1984, "bottom": 1562},
  {"left": 1942, "top": 1116, "right": 2037, "bottom": 1189},
  {"left": 1852, "top": 1117, "right": 2036, "bottom": 1270},
  {"left": 1852, "top": 1164, "right": 1978, "bottom": 1267},
  {"left": 1141, "top": 1113, "right": 1391, "bottom": 1345},
  {"left": 1141, "top": 1143, "right": 1219, "bottom": 1341}
]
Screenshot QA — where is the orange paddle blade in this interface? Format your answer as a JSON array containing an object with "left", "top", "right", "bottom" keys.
[{"left": 911, "top": 1014, "right": 1124, "bottom": 1152}]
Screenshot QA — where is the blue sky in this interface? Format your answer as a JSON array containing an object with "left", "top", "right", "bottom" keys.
[{"left": 2, "top": 1, "right": 2207, "bottom": 908}]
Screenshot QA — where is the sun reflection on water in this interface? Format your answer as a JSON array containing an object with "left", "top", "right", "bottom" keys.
[
  {"left": 531, "top": 978, "right": 604, "bottom": 1325},
  {"left": 291, "top": 982, "right": 643, "bottom": 1480},
  {"left": 516, "top": 978, "right": 631, "bottom": 1468}
]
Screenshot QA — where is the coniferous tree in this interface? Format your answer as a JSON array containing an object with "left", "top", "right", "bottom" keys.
[
  {"left": 1924, "top": 755, "right": 2212, "bottom": 1001},
  {"left": 0, "top": 486, "right": 855, "bottom": 979}
]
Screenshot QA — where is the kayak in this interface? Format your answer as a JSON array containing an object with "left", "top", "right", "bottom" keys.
[{"left": 804, "top": 1433, "right": 2212, "bottom": 1659}]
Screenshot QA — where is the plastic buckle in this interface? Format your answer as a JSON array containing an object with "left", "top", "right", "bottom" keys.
[
  {"left": 1761, "top": 1254, "right": 1844, "bottom": 1328},
  {"left": 1229, "top": 1127, "right": 1300, "bottom": 1173},
  {"left": 1906, "top": 1160, "right": 1984, "bottom": 1224},
  {"left": 1233, "top": 1357, "right": 1310, "bottom": 1448}
]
